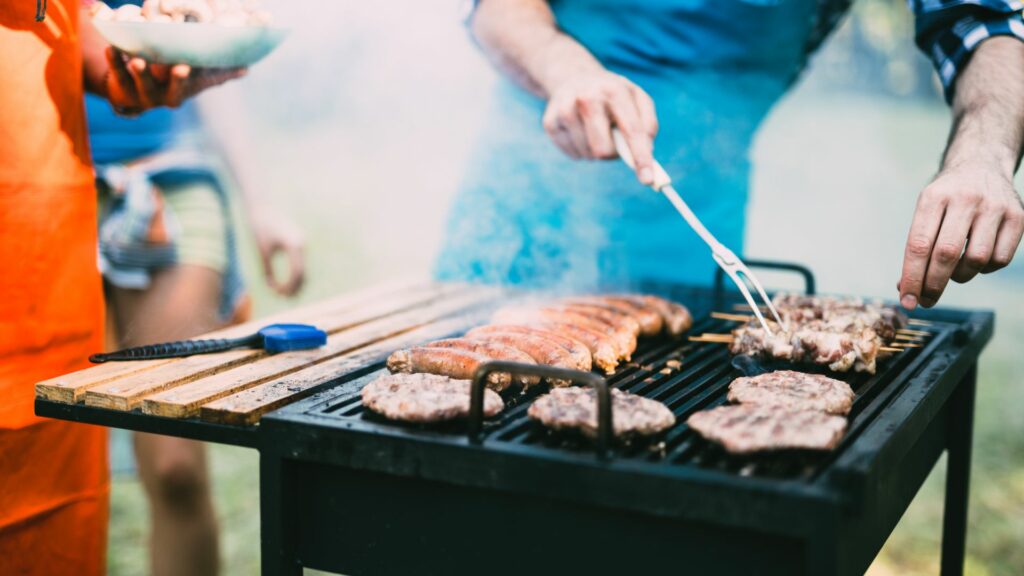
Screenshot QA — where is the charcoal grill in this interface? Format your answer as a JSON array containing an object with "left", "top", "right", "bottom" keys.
[
  {"left": 256, "top": 271, "right": 991, "bottom": 576},
  {"left": 34, "top": 264, "right": 993, "bottom": 576}
]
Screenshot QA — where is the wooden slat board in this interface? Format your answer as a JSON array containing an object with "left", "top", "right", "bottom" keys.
[
  {"left": 35, "top": 282, "right": 509, "bottom": 425},
  {"left": 199, "top": 315, "right": 483, "bottom": 425},
  {"left": 35, "top": 280, "right": 427, "bottom": 403}
]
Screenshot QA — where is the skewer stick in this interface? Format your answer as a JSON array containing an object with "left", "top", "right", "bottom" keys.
[
  {"left": 897, "top": 328, "right": 930, "bottom": 336},
  {"left": 711, "top": 312, "right": 754, "bottom": 322},
  {"left": 879, "top": 347, "right": 905, "bottom": 353},
  {"left": 890, "top": 342, "right": 921, "bottom": 348},
  {"left": 733, "top": 303, "right": 769, "bottom": 313},
  {"left": 893, "top": 334, "right": 924, "bottom": 342},
  {"left": 689, "top": 334, "right": 734, "bottom": 343},
  {"left": 908, "top": 319, "right": 933, "bottom": 326}
]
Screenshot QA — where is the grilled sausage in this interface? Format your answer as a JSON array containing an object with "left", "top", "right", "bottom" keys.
[
  {"left": 535, "top": 322, "right": 619, "bottom": 373},
  {"left": 386, "top": 347, "right": 511, "bottom": 391},
  {"left": 492, "top": 307, "right": 636, "bottom": 360},
  {"left": 426, "top": 338, "right": 540, "bottom": 387},
  {"left": 542, "top": 306, "right": 637, "bottom": 360},
  {"left": 619, "top": 295, "right": 693, "bottom": 336},
  {"left": 463, "top": 328, "right": 581, "bottom": 387},
  {"left": 565, "top": 296, "right": 664, "bottom": 336},
  {"left": 558, "top": 303, "right": 641, "bottom": 337},
  {"left": 466, "top": 325, "right": 592, "bottom": 372}
]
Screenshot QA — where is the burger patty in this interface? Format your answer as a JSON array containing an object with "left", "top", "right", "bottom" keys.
[
  {"left": 687, "top": 405, "right": 847, "bottom": 454},
  {"left": 527, "top": 387, "right": 676, "bottom": 438},
  {"left": 727, "top": 370, "right": 855, "bottom": 415},
  {"left": 361, "top": 373, "right": 504, "bottom": 423}
]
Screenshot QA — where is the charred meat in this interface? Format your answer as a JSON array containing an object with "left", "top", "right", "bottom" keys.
[
  {"left": 361, "top": 373, "right": 503, "bottom": 423},
  {"left": 528, "top": 387, "right": 675, "bottom": 438},
  {"left": 727, "top": 370, "right": 854, "bottom": 415},
  {"left": 386, "top": 347, "right": 512, "bottom": 391},
  {"left": 772, "top": 293, "right": 908, "bottom": 341},
  {"left": 425, "top": 338, "right": 540, "bottom": 387},
  {"left": 687, "top": 404, "right": 847, "bottom": 454},
  {"left": 730, "top": 320, "right": 881, "bottom": 373}
]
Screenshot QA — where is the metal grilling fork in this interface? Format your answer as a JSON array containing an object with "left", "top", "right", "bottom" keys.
[{"left": 612, "top": 130, "right": 783, "bottom": 334}]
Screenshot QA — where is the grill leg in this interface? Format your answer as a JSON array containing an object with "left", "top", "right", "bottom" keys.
[
  {"left": 940, "top": 364, "right": 976, "bottom": 576},
  {"left": 261, "top": 449, "right": 301, "bottom": 576}
]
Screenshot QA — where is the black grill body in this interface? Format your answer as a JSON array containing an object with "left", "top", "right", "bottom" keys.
[{"left": 258, "top": 284, "right": 992, "bottom": 576}]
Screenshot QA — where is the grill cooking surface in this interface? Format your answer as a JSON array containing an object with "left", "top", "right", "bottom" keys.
[{"left": 299, "top": 314, "right": 951, "bottom": 481}]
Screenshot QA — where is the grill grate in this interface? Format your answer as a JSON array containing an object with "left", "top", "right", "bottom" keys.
[{"left": 309, "top": 314, "right": 952, "bottom": 481}]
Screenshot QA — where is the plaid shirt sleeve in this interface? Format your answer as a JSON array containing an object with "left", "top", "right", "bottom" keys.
[{"left": 911, "top": 0, "right": 1024, "bottom": 102}]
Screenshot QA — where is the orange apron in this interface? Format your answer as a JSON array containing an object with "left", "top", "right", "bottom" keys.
[{"left": 0, "top": 1, "right": 109, "bottom": 574}]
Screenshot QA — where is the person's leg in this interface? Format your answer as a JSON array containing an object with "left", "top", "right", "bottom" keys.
[{"left": 108, "top": 264, "right": 224, "bottom": 576}]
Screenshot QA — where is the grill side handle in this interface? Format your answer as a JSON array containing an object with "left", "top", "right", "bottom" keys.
[{"left": 469, "top": 361, "right": 612, "bottom": 459}]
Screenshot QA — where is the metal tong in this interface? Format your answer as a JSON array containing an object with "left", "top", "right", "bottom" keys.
[{"left": 612, "top": 129, "right": 782, "bottom": 334}]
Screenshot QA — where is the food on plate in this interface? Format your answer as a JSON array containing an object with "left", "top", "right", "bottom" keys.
[
  {"left": 92, "top": 0, "right": 272, "bottom": 26},
  {"left": 361, "top": 373, "right": 503, "bottom": 423},
  {"left": 424, "top": 338, "right": 540, "bottom": 387},
  {"left": 528, "top": 387, "right": 676, "bottom": 438},
  {"left": 386, "top": 347, "right": 512, "bottom": 391},
  {"left": 727, "top": 370, "right": 854, "bottom": 415},
  {"left": 730, "top": 319, "right": 882, "bottom": 373},
  {"left": 687, "top": 404, "right": 847, "bottom": 454}
]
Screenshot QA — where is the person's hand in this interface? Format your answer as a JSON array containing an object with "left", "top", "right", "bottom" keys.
[
  {"left": 104, "top": 47, "right": 246, "bottom": 115},
  {"left": 541, "top": 70, "right": 659, "bottom": 185},
  {"left": 898, "top": 162, "right": 1024, "bottom": 309},
  {"left": 250, "top": 210, "right": 306, "bottom": 297}
]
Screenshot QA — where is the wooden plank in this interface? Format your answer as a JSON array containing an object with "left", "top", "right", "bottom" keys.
[
  {"left": 200, "top": 315, "right": 480, "bottom": 425},
  {"left": 141, "top": 287, "right": 503, "bottom": 418},
  {"left": 34, "top": 280, "right": 430, "bottom": 404},
  {"left": 81, "top": 283, "right": 471, "bottom": 411},
  {"left": 35, "top": 359, "right": 167, "bottom": 403}
]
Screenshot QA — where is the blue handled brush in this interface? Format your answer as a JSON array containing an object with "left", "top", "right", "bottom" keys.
[{"left": 89, "top": 323, "right": 327, "bottom": 363}]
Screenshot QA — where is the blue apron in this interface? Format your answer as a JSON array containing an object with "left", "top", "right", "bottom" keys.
[{"left": 435, "top": 0, "right": 824, "bottom": 290}]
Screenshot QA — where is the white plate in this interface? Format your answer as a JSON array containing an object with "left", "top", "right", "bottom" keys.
[{"left": 93, "top": 20, "right": 286, "bottom": 68}]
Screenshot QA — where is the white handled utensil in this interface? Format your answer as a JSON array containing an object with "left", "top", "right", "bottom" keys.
[{"left": 612, "top": 129, "right": 782, "bottom": 334}]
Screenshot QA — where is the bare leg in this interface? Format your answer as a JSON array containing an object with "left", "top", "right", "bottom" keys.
[{"left": 108, "top": 265, "right": 224, "bottom": 576}]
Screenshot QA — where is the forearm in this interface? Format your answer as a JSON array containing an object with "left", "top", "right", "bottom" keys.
[
  {"left": 195, "top": 85, "right": 266, "bottom": 219},
  {"left": 942, "top": 37, "right": 1024, "bottom": 176},
  {"left": 471, "top": 0, "right": 604, "bottom": 97},
  {"left": 80, "top": 6, "right": 111, "bottom": 98}
]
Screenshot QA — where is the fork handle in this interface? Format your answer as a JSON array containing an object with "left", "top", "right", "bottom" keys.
[{"left": 611, "top": 129, "right": 672, "bottom": 190}]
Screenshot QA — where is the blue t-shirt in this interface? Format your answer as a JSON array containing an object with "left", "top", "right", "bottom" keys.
[
  {"left": 436, "top": 0, "right": 822, "bottom": 289},
  {"left": 86, "top": 0, "right": 202, "bottom": 165},
  {"left": 86, "top": 95, "right": 202, "bottom": 165}
]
